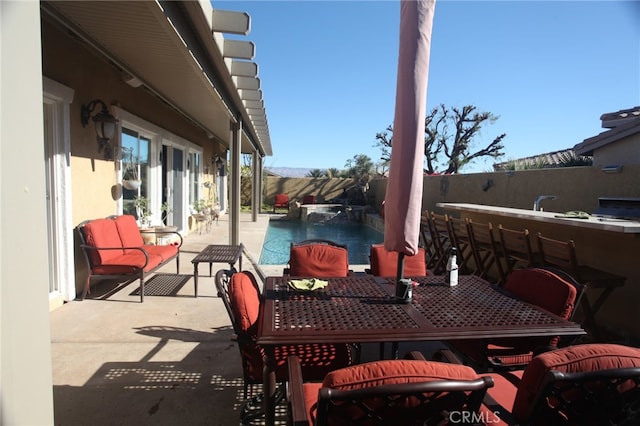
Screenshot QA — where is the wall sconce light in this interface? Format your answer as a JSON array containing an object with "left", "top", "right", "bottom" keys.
[
  {"left": 212, "top": 155, "right": 224, "bottom": 175},
  {"left": 81, "top": 99, "right": 118, "bottom": 160},
  {"left": 601, "top": 165, "right": 623, "bottom": 174}
]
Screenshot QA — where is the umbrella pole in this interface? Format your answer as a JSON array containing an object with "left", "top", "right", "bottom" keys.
[{"left": 396, "top": 252, "right": 405, "bottom": 282}]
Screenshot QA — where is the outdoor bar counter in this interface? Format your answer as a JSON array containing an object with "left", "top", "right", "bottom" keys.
[{"left": 437, "top": 202, "right": 640, "bottom": 341}]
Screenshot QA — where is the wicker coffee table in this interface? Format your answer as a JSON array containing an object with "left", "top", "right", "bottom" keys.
[{"left": 191, "top": 244, "right": 243, "bottom": 297}]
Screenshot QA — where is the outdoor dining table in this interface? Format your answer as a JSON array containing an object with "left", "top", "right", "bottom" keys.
[{"left": 257, "top": 274, "right": 585, "bottom": 425}]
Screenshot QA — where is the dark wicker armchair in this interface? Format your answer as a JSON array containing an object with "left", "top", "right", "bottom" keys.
[
  {"left": 214, "top": 269, "right": 358, "bottom": 422},
  {"left": 287, "top": 354, "right": 494, "bottom": 426}
]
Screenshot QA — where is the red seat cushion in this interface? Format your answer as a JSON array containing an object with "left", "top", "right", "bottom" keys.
[
  {"left": 92, "top": 252, "right": 163, "bottom": 274},
  {"left": 82, "top": 218, "right": 124, "bottom": 264},
  {"left": 370, "top": 244, "right": 427, "bottom": 276},
  {"left": 229, "top": 271, "right": 261, "bottom": 335},
  {"left": 512, "top": 343, "right": 640, "bottom": 422},
  {"left": 289, "top": 244, "right": 349, "bottom": 277}
]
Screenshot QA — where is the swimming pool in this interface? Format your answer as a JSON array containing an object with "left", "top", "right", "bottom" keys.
[{"left": 259, "top": 219, "right": 384, "bottom": 265}]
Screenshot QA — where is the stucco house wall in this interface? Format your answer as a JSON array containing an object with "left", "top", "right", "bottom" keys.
[
  {"left": 591, "top": 134, "right": 640, "bottom": 168},
  {"left": 42, "top": 19, "right": 220, "bottom": 225}
]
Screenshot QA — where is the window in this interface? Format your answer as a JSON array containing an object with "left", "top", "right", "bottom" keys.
[{"left": 121, "top": 128, "right": 150, "bottom": 220}]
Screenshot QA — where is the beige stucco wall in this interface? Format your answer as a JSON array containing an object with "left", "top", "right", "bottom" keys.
[
  {"left": 263, "top": 176, "right": 362, "bottom": 205},
  {"left": 268, "top": 166, "right": 640, "bottom": 216},
  {"left": 41, "top": 19, "right": 221, "bottom": 226},
  {"left": 592, "top": 133, "right": 640, "bottom": 168}
]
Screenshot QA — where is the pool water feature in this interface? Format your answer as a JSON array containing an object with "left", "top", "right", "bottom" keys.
[{"left": 259, "top": 219, "right": 384, "bottom": 265}]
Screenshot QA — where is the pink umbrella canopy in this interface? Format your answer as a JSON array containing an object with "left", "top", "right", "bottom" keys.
[{"left": 384, "top": 0, "right": 436, "bottom": 279}]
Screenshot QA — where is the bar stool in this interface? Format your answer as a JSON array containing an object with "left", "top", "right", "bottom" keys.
[
  {"left": 429, "top": 212, "right": 452, "bottom": 275},
  {"left": 466, "top": 219, "right": 505, "bottom": 285},
  {"left": 419, "top": 212, "right": 438, "bottom": 270},
  {"left": 536, "top": 232, "right": 626, "bottom": 338},
  {"left": 498, "top": 225, "right": 536, "bottom": 284},
  {"left": 445, "top": 215, "right": 475, "bottom": 274}
]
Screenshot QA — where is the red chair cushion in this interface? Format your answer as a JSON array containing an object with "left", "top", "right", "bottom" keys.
[
  {"left": 512, "top": 343, "right": 640, "bottom": 421},
  {"left": 229, "top": 271, "right": 261, "bottom": 335},
  {"left": 289, "top": 244, "right": 349, "bottom": 277},
  {"left": 323, "top": 359, "right": 479, "bottom": 390},
  {"left": 504, "top": 268, "right": 577, "bottom": 319},
  {"left": 370, "top": 244, "right": 427, "bottom": 276},
  {"left": 82, "top": 218, "right": 124, "bottom": 264},
  {"left": 113, "top": 215, "right": 144, "bottom": 252}
]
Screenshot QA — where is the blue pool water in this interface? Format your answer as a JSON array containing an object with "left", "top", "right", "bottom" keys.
[{"left": 259, "top": 220, "right": 384, "bottom": 265}]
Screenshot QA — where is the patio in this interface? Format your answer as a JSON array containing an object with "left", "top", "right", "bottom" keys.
[
  {"left": 51, "top": 213, "right": 444, "bottom": 425},
  {"left": 51, "top": 213, "right": 275, "bottom": 425}
]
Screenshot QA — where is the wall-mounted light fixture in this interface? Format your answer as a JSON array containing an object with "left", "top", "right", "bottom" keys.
[
  {"left": 80, "top": 99, "right": 118, "bottom": 160},
  {"left": 601, "top": 165, "right": 623, "bottom": 174},
  {"left": 212, "top": 155, "right": 224, "bottom": 175}
]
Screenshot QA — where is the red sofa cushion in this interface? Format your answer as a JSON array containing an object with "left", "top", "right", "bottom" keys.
[
  {"left": 229, "top": 271, "right": 261, "bottom": 335},
  {"left": 512, "top": 343, "right": 640, "bottom": 421},
  {"left": 83, "top": 218, "right": 124, "bottom": 264},
  {"left": 370, "top": 244, "right": 427, "bottom": 276},
  {"left": 113, "top": 215, "right": 144, "bottom": 252},
  {"left": 144, "top": 244, "right": 178, "bottom": 262},
  {"left": 92, "top": 252, "right": 163, "bottom": 274},
  {"left": 289, "top": 244, "right": 349, "bottom": 277}
]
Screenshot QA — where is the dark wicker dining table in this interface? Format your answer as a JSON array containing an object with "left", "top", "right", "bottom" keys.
[{"left": 257, "top": 274, "right": 585, "bottom": 426}]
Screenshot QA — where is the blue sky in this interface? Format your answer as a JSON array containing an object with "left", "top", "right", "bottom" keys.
[{"left": 215, "top": 1, "right": 639, "bottom": 173}]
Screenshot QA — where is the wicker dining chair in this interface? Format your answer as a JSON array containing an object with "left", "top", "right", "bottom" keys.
[
  {"left": 449, "top": 267, "right": 584, "bottom": 371},
  {"left": 483, "top": 343, "right": 640, "bottom": 426},
  {"left": 286, "top": 239, "right": 350, "bottom": 277},
  {"left": 214, "top": 270, "right": 357, "bottom": 399},
  {"left": 287, "top": 353, "right": 494, "bottom": 426}
]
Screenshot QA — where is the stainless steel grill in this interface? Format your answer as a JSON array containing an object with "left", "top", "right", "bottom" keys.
[{"left": 593, "top": 197, "right": 640, "bottom": 220}]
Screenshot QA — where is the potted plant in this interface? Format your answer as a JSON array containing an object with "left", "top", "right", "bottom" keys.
[
  {"left": 157, "top": 202, "right": 178, "bottom": 232},
  {"left": 121, "top": 147, "right": 142, "bottom": 190},
  {"left": 133, "top": 195, "right": 152, "bottom": 228}
]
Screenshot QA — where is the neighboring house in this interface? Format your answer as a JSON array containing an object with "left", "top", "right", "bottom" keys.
[
  {"left": 2, "top": 3, "right": 271, "bottom": 422},
  {"left": 493, "top": 148, "right": 583, "bottom": 171},
  {"left": 573, "top": 106, "right": 640, "bottom": 168}
]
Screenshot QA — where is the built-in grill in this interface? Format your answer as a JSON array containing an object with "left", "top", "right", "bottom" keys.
[{"left": 593, "top": 197, "right": 640, "bottom": 220}]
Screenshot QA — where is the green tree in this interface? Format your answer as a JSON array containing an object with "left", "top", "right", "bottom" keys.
[
  {"left": 375, "top": 104, "right": 506, "bottom": 174},
  {"left": 326, "top": 168, "right": 343, "bottom": 178},
  {"left": 306, "top": 169, "right": 326, "bottom": 177},
  {"left": 344, "top": 154, "right": 374, "bottom": 188}
]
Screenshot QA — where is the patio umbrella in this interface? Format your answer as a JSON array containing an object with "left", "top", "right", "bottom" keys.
[{"left": 384, "top": 0, "right": 436, "bottom": 285}]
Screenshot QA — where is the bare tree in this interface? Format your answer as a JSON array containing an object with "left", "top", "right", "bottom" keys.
[{"left": 375, "top": 104, "right": 506, "bottom": 174}]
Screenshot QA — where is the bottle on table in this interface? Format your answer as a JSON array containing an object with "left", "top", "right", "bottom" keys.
[{"left": 445, "top": 247, "right": 458, "bottom": 287}]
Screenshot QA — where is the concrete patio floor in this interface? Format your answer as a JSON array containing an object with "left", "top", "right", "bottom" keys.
[
  {"left": 50, "top": 212, "right": 444, "bottom": 425},
  {"left": 51, "top": 213, "right": 277, "bottom": 425}
]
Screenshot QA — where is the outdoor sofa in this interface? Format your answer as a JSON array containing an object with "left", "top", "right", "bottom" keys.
[{"left": 76, "top": 214, "right": 182, "bottom": 302}]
